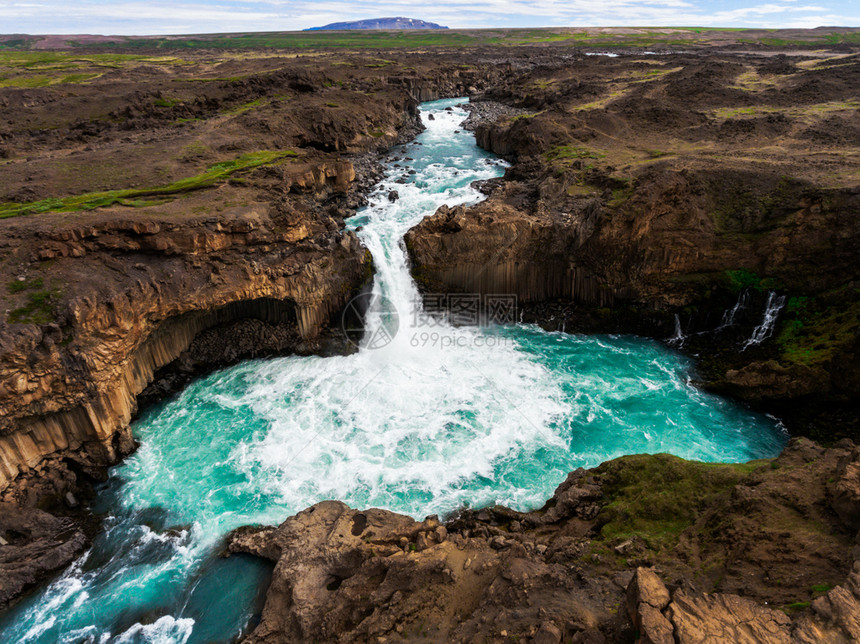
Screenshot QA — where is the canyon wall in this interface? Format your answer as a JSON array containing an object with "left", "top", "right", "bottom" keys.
[
  {"left": 0, "top": 47, "right": 531, "bottom": 502},
  {"left": 407, "top": 53, "right": 860, "bottom": 433},
  {"left": 0, "top": 189, "right": 370, "bottom": 495}
]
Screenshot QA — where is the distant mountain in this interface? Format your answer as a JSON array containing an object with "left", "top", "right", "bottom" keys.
[{"left": 305, "top": 17, "right": 448, "bottom": 31}]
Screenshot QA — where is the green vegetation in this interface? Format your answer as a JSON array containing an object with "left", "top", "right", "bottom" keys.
[
  {"left": 0, "top": 150, "right": 297, "bottom": 219},
  {"left": 776, "top": 292, "right": 860, "bottom": 366},
  {"left": 221, "top": 97, "right": 267, "bottom": 115},
  {"left": 609, "top": 182, "right": 634, "bottom": 207},
  {"left": 781, "top": 584, "right": 835, "bottom": 614},
  {"left": 0, "top": 51, "right": 191, "bottom": 88},
  {"left": 545, "top": 145, "right": 605, "bottom": 162},
  {"left": 71, "top": 31, "right": 482, "bottom": 50},
  {"left": 783, "top": 601, "right": 811, "bottom": 614},
  {"left": 1, "top": 28, "right": 858, "bottom": 54},
  {"left": 716, "top": 106, "right": 758, "bottom": 118},
  {"left": 153, "top": 97, "right": 180, "bottom": 108},
  {"left": 0, "top": 51, "right": 188, "bottom": 68},
  {"left": 8, "top": 277, "right": 44, "bottom": 294},
  {"left": 0, "top": 72, "right": 101, "bottom": 88},
  {"left": 743, "top": 31, "right": 860, "bottom": 48},
  {"left": 7, "top": 283, "right": 62, "bottom": 324},
  {"left": 592, "top": 454, "right": 759, "bottom": 552},
  {"left": 724, "top": 269, "right": 778, "bottom": 292}
]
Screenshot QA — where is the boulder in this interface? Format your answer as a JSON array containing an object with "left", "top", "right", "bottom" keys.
[
  {"left": 829, "top": 447, "right": 860, "bottom": 530},
  {"left": 0, "top": 503, "right": 87, "bottom": 608},
  {"left": 668, "top": 590, "right": 792, "bottom": 643}
]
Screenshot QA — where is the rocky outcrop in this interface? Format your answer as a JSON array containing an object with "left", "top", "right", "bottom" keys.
[
  {"left": 229, "top": 438, "right": 860, "bottom": 643},
  {"left": 229, "top": 500, "right": 617, "bottom": 643},
  {"left": 406, "top": 54, "right": 860, "bottom": 434},
  {"left": 405, "top": 170, "right": 860, "bottom": 435},
  {"left": 386, "top": 65, "right": 505, "bottom": 103},
  {"left": 628, "top": 564, "right": 860, "bottom": 644},
  {"left": 0, "top": 503, "right": 87, "bottom": 606},
  {"left": 407, "top": 170, "right": 860, "bottom": 313},
  {"left": 0, "top": 202, "right": 370, "bottom": 498}
]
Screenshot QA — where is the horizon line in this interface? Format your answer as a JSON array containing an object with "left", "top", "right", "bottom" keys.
[{"left": 3, "top": 24, "right": 858, "bottom": 38}]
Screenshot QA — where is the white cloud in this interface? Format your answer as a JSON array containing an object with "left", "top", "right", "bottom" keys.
[{"left": 0, "top": 0, "right": 856, "bottom": 34}]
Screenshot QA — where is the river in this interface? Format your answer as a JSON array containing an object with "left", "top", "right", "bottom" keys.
[{"left": 0, "top": 98, "right": 786, "bottom": 644}]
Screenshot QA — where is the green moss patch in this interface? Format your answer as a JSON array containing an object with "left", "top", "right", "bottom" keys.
[
  {"left": 8, "top": 277, "right": 44, "bottom": 294},
  {"left": 8, "top": 286, "right": 62, "bottom": 324},
  {"left": 723, "top": 269, "right": 779, "bottom": 292},
  {"left": 545, "top": 145, "right": 605, "bottom": 162},
  {"left": 0, "top": 72, "right": 101, "bottom": 88},
  {"left": 593, "top": 453, "right": 759, "bottom": 552},
  {"left": 776, "top": 292, "right": 860, "bottom": 366},
  {"left": 0, "top": 150, "right": 297, "bottom": 219},
  {"left": 221, "top": 97, "right": 268, "bottom": 115}
]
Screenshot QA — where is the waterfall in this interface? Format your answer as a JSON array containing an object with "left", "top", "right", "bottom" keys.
[
  {"left": 742, "top": 292, "right": 786, "bottom": 350},
  {"left": 668, "top": 314, "right": 686, "bottom": 346},
  {"left": 718, "top": 289, "right": 750, "bottom": 330},
  {"left": 0, "top": 98, "right": 788, "bottom": 644}
]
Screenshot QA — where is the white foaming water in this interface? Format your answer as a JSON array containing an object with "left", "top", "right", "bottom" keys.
[
  {"left": 743, "top": 291, "right": 786, "bottom": 349},
  {"left": 0, "top": 99, "right": 787, "bottom": 644},
  {"left": 113, "top": 616, "right": 195, "bottom": 644},
  {"left": 719, "top": 289, "right": 750, "bottom": 329},
  {"left": 225, "top": 103, "right": 570, "bottom": 517}
]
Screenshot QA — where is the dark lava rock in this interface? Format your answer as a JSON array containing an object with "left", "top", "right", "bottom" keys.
[{"left": 0, "top": 504, "right": 87, "bottom": 608}]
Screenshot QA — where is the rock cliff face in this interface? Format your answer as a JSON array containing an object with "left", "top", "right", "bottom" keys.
[
  {"left": 0, "top": 190, "right": 369, "bottom": 499},
  {"left": 0, "top": 47, "right": 543, "bottom": 606},
  {"left": 407, "top": 175, "right": 860, "bottom": 309},
  {"left": 628, "top": 564, "right": 860, "bottom": 644},
  {"left": 0, "top": 49, "right": 524, "bottom": 504},
  {"left": 0, "top": 503, "right": 88, "bottom": 607},
  {"left": 229, "top": 438, "right": 860, "bottom": 643},
  {"left": 407, "top": 54, "right": 860, "bottom": 436}
]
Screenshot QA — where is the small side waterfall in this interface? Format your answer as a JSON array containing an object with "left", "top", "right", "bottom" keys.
[
  {"left": 743, "top": 292, "right": 786, "bottom": 350},
  {"left": 668, "top": 314, "right": 686, "bottom": 346},
  {"left": 718, "top": 289, "right": 750, "bottom": 330}
]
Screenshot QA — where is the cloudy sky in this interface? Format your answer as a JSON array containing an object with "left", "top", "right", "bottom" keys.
[{"left": 1, "top": 0, "right": 857, "bottom": 35}]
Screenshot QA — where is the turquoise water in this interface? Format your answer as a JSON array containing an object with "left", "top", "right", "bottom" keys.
[{"left": 0, "top": 99, "right": 787, "bottom": 643}]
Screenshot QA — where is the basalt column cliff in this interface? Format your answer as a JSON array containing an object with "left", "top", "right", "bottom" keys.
[
  {"left": 408, "top": 52, "right": 860, "bottom": 436},
  {"left": 0, "top": 49, "right": 514, "bottom": 604}
]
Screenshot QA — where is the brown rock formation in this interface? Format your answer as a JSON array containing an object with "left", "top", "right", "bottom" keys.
[
  {"left": 628, "top": 564, "right": 860, "bottom": 644},
  {"left": 0, "top": 503, "right": 87, "bottom": 606},
  {"left": 0, "top": 47, "right": 531, "bottom": 608},
  {"left": 0, "top": 200, "right": 369, "bottom": 499},
  {"left": 229, "top": 438, "right": 860, "bottom": 643},
  {"left": 406, "top": 53, "right": 860, "bottom": 435},
  {"left": 0, "top": 47, "right": 531, "bottom": 506}
]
